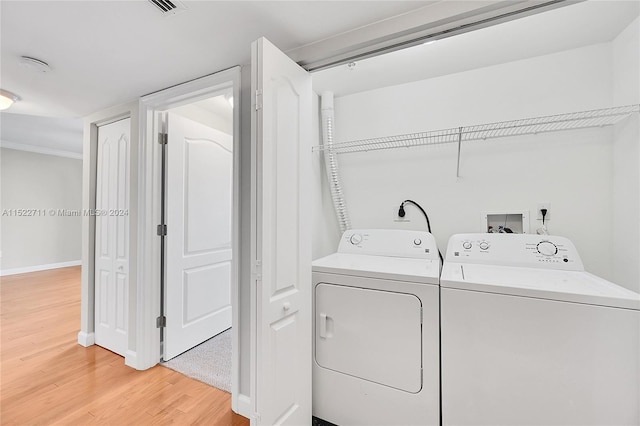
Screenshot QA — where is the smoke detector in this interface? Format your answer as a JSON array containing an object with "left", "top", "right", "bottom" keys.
[
  {"left": 148, "top": 0, "right": 187, "bottom": 16},
  {"left": 20, "top": 56, "right": 51, "bottom": 73}
]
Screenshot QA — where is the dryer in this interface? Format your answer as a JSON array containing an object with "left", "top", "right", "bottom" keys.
[
  {"left": 441, "top": 233, "right": 640, "bottom": 426},
  {"left": 312, "top": 229, "right": 441, "bottom": 426}
]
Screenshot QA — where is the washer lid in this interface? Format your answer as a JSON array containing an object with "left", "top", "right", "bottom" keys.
[
  {"left": 441, "top": 262, "right": 640, "bottom": 310},
  {"left": 313, "top": 253, "right": 439, "bottom": 285}
]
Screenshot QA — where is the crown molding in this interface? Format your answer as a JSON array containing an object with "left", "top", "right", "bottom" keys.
[{"left": 0, "top": 140, "right": 82, "bottom": 160}]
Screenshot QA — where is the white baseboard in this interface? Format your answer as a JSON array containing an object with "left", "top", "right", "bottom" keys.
[
  {"left": 0, "top": 260, "right": 82, "bottom": 276},
  {"left": 77, "top": 331, "right": 95, "bottom": 347},
  {"left": 124, "top": 350, "right": 140, "bottom": 370},
  {"left": 234, "top": 393, "right": 252, "bottom": 419}
]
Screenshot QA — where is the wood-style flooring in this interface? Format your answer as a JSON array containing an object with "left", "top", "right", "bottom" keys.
[{"left": 0, "top": 266, "right": 249, "bottom": 425}]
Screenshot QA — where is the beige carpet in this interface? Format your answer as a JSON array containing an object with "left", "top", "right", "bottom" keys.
[{"left": 161, "top": 328, "right": 232, "bottom": 393}]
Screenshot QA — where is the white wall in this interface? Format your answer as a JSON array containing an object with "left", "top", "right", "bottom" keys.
[
  {"left": 171, "top": 101, "right": 233, "bottom": 135},
  {"left": 0, "top": 148, "right": 83, "bottom": 271},
  {"left": 311, "top": 94, "right": 342, "bottom": 260},
  {"left": 612, "top": 17, "right": 640, "bottom": 292},
  {"left": 316, "top": 43, "right": 620, "bottom": 281}
]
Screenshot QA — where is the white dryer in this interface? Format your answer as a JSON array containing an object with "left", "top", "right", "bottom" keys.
[
  {"left": 441, "top": 233, "right": 640, "bottom": 426},
  {"left": 312, "top": 229, "right": 441, "bottom": 426}
]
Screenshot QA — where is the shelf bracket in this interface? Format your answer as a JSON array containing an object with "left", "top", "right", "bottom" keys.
[{"left": 456, "top": 126, "right": 463, "bottom": 178}]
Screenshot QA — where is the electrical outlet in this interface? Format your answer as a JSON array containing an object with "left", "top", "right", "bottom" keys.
[
  {"left": 536, "top": 202, "right": 551, "bottom": 221},
  {"left": 393, "top": 204, "right": 410, "bottom": 222}
]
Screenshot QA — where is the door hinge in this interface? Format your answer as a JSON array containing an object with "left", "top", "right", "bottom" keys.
[
  {"left": 156, "top": 316, "right": 166, "bottom": 328},
  {"left": 157, "top": 224, "right": 167, "bottom": 236},
  {"left": 158, "top": 132, "right": 168, "bottom": 145},
  {"left": 255, "top": 90, "right": 263, "bottom": 111}
]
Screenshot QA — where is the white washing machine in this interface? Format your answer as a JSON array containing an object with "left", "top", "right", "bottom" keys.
[
  {"left": 312, "top": 229, "right": 441, "bottom": 426},
  {"left": 441, "top": 233, "right": 640, "bottom": 426}
]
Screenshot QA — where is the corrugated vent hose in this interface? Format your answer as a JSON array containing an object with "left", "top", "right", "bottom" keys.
[{"left": 321, "top": 92, "right": 351, "bottom": 232}]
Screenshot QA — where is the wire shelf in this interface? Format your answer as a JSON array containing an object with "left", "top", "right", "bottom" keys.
[{"left": 312, "top": 104, "right": 640, "bottom": 154}]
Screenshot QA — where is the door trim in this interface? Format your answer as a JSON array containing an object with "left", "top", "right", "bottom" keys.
[
  {"left": 79, "top": 102, "right": 139, "bottom": 369},
  {"left": 136, "top": 67, "right": 242, "bottom": 407}
]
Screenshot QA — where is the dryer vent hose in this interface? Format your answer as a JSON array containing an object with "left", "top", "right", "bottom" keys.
[{"left": 321, "top": 92, "right": 351, "bottom": 232}]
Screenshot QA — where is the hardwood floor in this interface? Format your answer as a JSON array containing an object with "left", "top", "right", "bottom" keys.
[{"left": 0, "top": 266, "right": 249, "bottom": 425}]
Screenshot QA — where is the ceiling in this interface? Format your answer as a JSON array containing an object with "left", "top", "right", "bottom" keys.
[
  {"left": 0, "top": 113, "right": 84, "bottom": 157},
  {"left": 0, "top": 0, "right": 433, "bottom": 118},
  {"left": 0, "top": 0, "right": 437, "bottom": 155},
  {"left": 1, "top": 1, "right": 638, "bottom": 156},
  {"left": 313, "top": 0, "right": 640, "bottom": 97}
]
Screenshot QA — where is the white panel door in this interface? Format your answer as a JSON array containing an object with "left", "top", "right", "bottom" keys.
[
  {"left": 251, "top": 37, "right": 312, "bottom": 425},
  {"left": 95, "top": 118, "right": 130, "bottom": 357},
  {"left": 164, "top": 112, "right": 233, "bottom": 361}
]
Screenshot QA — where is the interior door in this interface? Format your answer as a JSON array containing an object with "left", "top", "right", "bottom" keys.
[
  {"left": 94, "top": 118, "right": 130, "bottom": 357},
  {"left": 251, "top": 37, "right": 312, "bottom": 425},
  {"left": 164, "top": 112, "right": 233, "bottom": 361}
]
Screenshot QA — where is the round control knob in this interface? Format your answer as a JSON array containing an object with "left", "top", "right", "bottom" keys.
[
  {"left": 414, "top": 238, "right": 422, "bottom": 246},
  {"left": 349, "top": 234, "right": 363, "bottom": 245},
  {"left": 462, "top": 241, "right": 472, "bottom": 250},
  {"left": 479, "top": 241, "right": 490, "bottom": 250},
  {"left": 537, "top": 241, "right": 558, "bottom": 256}
]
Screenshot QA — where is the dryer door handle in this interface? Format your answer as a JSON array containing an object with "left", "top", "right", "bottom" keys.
[{"left": 319, "top": 313, "right": 328, "bottom": 338}]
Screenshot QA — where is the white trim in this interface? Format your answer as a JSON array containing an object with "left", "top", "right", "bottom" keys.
[
  {"left": 137, "top": 68, "right": 242, "bottom": 376},
  {"left": 124, "top": 350, "right": 138, "bottom": 369},
  {"left": 235, "top": 393, "right": 253, "bottom": 419},
  {"left": 0, "top": 260, "right": 81, "bottom": 276},
  {"left": 0, "top": 140, "right": 82, "bottom": 160},
  {"left": 288, "top": 0, "right": 569, "bottom": 71},
  {"left": 77, "top": 331, "right": 95, "bottom": 346}
]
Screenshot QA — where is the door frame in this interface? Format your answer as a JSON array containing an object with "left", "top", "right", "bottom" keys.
[
  {"left": 135, "top": 67, "right": 242, "bottom": 398},
  {"left": 79, "top": 102, "right": 139, "bottom": 369}
]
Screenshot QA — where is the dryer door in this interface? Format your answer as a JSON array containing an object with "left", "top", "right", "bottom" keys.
[{"left": 315, "top": 283, "right": 423, "bottom": 393}]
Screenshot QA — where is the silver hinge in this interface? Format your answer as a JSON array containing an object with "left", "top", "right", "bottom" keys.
[
  {"left": 157, "top": 224, "right": 167, "bottom": 236},
  {"left": 420, "top": 307, "right": 423, "bottom": 324},
  {"left": 255, "top": 90, "right": 263, "bottom": 111},
  {"left": 158, "top": 132, "right": 168, "bottom": 144},
  {"left": 156, "top": 316, "right": 166, "bottom": 328}
]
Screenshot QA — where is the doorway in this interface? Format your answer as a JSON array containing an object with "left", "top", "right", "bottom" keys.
[
  {"left": 159, "top": 92, "right": 235, "bottom": 392},
  {"left": 135, "top": 68, "right": 241, "bottom": 399}
]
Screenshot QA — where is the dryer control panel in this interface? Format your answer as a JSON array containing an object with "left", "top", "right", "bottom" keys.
[
  {"left": 338, "top": 229, "right": 438, "bottom": 260},
  {"left": 445, "top": 233, "right": 584, "bottom": 270}
]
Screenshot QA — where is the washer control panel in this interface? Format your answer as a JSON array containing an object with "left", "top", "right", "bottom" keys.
[
  {"left": 338, "top": 229, "right": 438, "bottom": 260},
  {"left": 446, "top": 233, "right": 584, "bottom": 270}
]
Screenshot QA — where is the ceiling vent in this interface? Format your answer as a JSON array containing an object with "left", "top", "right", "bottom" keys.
[
  {"left": 148, "top": 0, "right": 186, "bottom": 15},
  {"left": 20, "top": 56, "right": 51, "bottom": 73}
]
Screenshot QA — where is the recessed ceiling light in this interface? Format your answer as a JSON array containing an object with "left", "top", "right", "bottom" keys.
[
  {"left": 20, "top": 56, "right": 51, "bottom": 73},
  {"left": 0, "top": 89, "right": 20, "bottom": 111}
]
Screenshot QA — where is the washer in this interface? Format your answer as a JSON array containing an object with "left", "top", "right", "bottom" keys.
[
  {"left": 312, "top": 229, "right": 441, "bottom": 426},
  {"left": 441, "top": 233, "right": 640, "bottom": 426}
]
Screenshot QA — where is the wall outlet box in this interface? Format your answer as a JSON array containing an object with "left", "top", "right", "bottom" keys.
[
  {"left": 394, "top": 204, "right": 410, "bottom": 222},
  {"left": 537, "top": 202, "right": 551, "bottom": 220},
  {"left": 482, "top": 210, "right": 530, "bottom": 234}
]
